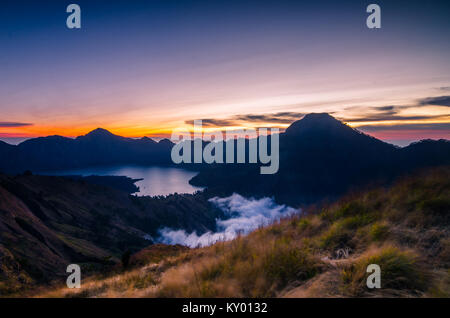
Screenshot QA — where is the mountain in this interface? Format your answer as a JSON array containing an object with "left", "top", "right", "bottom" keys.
[
  {"left": 0, "top": 114, "right": 449, "bottom": 205},
  {"left": 0, "top": 140, "right": 16, "bottom": 163},
  {"left": 0, "top": 129, "right": 174, "bottom": 173},
  {"left": 0, "top": 173, "right": 222, "bottom": 294},
  {"left": 190, "top": 113, "right": 450, "bottom": 204}
]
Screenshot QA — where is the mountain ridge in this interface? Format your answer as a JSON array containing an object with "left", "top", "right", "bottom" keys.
[
  {"left": 189, "top": 114, "right": 450, "bottom": 204},
  {"left": 0, "top": 114, "right": 449, "bottom": 205},
  {"left": 0, "top": 128, "right": 174, "bottom": 173}
]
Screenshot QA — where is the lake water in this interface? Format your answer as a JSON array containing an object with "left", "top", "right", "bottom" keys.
[{"left": 41, "top": 166, "right": 202, "bottom": 196}]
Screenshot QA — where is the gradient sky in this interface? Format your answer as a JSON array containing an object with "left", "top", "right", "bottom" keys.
[{"left": 1, "top": 0, "right": 449, "bottom": 146}]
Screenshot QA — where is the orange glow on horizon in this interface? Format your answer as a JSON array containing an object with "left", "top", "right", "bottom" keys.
[
  {"left": 1, "top": 109, "right": 449, "bottom": 142},
  {"left": 1, "top": 118, "right": 449, "bottom": 143}
]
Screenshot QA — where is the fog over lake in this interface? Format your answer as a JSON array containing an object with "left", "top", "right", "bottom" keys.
[{"left": 41, "top": 166, "right": 202, "bottom": 196}]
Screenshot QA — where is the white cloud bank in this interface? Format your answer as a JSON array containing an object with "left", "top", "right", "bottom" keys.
[{"left": 157, "top": 193, "right": 300, "bottom": 247}]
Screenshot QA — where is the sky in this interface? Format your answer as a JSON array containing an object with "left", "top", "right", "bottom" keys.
[{"left": 0, "top": 0, "right": 449, "bottom": 146}]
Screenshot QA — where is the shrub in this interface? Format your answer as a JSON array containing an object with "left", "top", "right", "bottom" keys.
[
  {"left": 342, "top": 214, "right": 374, "bottom": 229},
  {"left": 320, "top": 221, "right": 352, "bottom": 250},
  {"left": 263, "top": 240, "right": 320, "bottom": 288},
  {"left": 332, "top": 201, "right": 367, "bottom": 220},
  {"left": 369, "top": 222, "right": 389, "bottom": 241},
  {"left": 297, "top": 218, "right": 311, "bottom": 231}
]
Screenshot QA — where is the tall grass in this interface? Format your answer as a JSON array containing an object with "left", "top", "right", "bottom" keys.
[
  {"left": 341, "top": 246, "right": 427, "bottom": 296},
  {"left": 155, "top": 236, "right": 322, "bottom": 297}
]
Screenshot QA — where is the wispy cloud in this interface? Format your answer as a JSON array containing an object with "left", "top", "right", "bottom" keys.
[
  {"left": 0, "top": 122, "right": 33, "bottom": 128},
  {"left": 185, "top": 118, "right": 237, "bottom": 127},
  {"left": 417, "top": 96, "right": 450, "bottom": 107},
  {"left": 183, "top": 94, "right": 450, "bottom": 132},
  {"left": 344, "top": 114, "right": 445, "bottom": 122},
  {"left": 185, "top": 112, "right": 305, "bottom": 128},
  {"left": 341, "top": 103, "right": 449, "bottom": 123},
  {"left": 357, "top": 123, "right": 450, "bottom": 132},
  {"left": 234, "top": 112, "right": 305, "bottom": 124}
]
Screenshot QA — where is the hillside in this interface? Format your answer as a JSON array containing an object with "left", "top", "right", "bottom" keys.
[
  {"left": 0, "top": 174, "right": 222, "bottom": 295},
  {"left": 38, "top": 167, "right": 450, "bottom": 298}
]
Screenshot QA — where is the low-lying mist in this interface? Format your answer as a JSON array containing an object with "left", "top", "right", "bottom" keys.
[{"left": 156, "top": 193, "right": 300, "bottom": 247}]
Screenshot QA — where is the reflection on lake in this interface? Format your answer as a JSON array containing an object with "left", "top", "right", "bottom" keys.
[{"left": 41, "top": 166, "right": 202, "bottom": 196}]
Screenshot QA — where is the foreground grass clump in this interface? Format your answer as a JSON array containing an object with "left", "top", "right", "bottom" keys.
[
  {"left": 341, "top": 246, "right": 426, "bottom": 296},
  {"left": 35, "top": 167, "right": 450, "bottom": 298},
  {"left": 156, "top": 236, "right": 322, "bottom": 297}
]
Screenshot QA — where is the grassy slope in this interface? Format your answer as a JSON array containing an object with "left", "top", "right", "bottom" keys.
[{"left": 39, "top": 167, "right": 450, "bottom": 298}]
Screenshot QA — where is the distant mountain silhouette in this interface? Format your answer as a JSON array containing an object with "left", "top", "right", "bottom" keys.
[
  {"left": 0, "top": 114, "right": 449, "bottom": 205},
  {"left": 0, "top": 140, "right": 15, "bottom": 158},
  {"left": 0, "top": 129, "right": 174, "bottom": 173},
  {"left": 285, "top": 112, "right": 350, "bottom": 135},
  {"left": 190, "top": 113, "right": 450, "bottom": 204}
]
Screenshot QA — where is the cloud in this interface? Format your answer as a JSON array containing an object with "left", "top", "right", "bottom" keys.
[
  {"left": 185, "top": 95, "right": 450, "bottom": 129},
  {"left": 342, "top": 105, "right": 405, "bottom": 122},
  {"left": 438, "top": 87, "right": 450, "bottom": 91},
  {"left": 356, "top": 123, "right": 450, "bottom": 132},
  {"left": 234, "top": 112, "right": 305, "bottom": 124},
  {"left": 0, "top": 122, "right": 33, "bottom": 128},
  {"left": 156, "top": 194, "right": 299, "bottom": 247},
  {"left": 374, "top": 106, "right": 396, "bottom": 112},
  {"left": 418, "top": 96, "right": 450, "bottom": 107},
  {"left": 185, "top": 112, "right": 305, "bottom": 128},
  {"left": 185, "top": 118, "right": 237, "bottom": 127},
  {"left": 341, "top": 103, "right": 449, "bottom": 123},
  {"left": 344, "top": 114, "right": 445, "bottom": 122}
]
